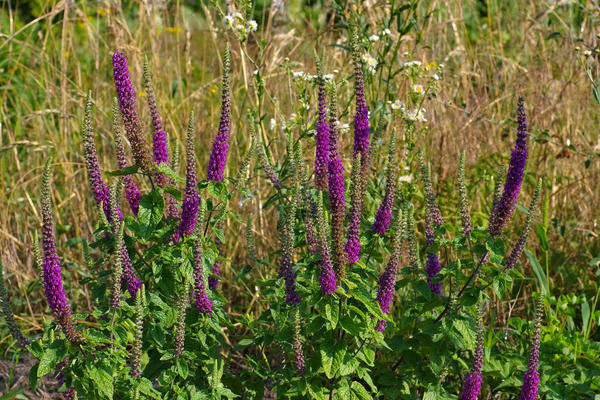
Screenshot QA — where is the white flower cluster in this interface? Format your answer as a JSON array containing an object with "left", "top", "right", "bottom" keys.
[
  {"left": 222, "top": 12, "right": 258, "bottom": 34},
  {"left": 403, "top": 108, "right": 427, "bottom": 122},
  {"left": 362, "top": 54, "right": 378, "bottom": 75},
  {"left": 335, "top": 120, "right": 350, "bottom": 133},
  {"left": 292, "top": 71, "right": 334, "bottom": 82},
  {"left": 403, "top": 60, "right": 422, "bottom": 68}
]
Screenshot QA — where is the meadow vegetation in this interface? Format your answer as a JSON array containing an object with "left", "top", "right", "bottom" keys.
[{"left": 0, "top": 0, "right": 599, "bottom": 399}]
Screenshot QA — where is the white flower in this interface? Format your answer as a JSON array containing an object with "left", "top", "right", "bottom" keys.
[
  {"left": 584, "top": 49, "right": 592, "bottom": 56},
  {"left": 398, "top": 175, "right": 413, "bottom": 183},
  {"left": 432, "top": 73, "right": 440, "bottom": 80},
  {"left": 391, "top": 100, "right": 403, "bottom": 110},
  {"left": 369, "top": 34, "right": 380, "bottom": 42},
  {"left": 403, "top": 108, "right": 426, "bottom": 122},
  {"left": 566, "top": 138, "right": 571, "bottom": 146},
  {"left": 222, "top": 15, "right": 234, "bottom": 27},
  {"left": 404, "top": 60, "right": 422, "bottom": 67},
  {"left": 323, "top": 74, "right": 334, "bottom": 81},
  {"left": 246, "top": 20, "right": 258, "bottom": 32},
  {"left": 383, "top": 28, "right": 391, "bottom": 35},
  {"left": 366, "top": 57, "right": 377, "bottom": 68},
  {"left": 253, "top": 69, "right": 258, "bottom": 75},
  {"left": 413, "top": 84, "right": 425, "bottom": 94},
  {"left": 293, "top": 71, "right": 307, "bottom": 80},
  {"left": 235, "top": 24, "right": 246, "bottom": 34},
  {"left": 232, "top": 12, "right": 243, "bottom": 20},
  {"left": 333, "top": 69, "right": 339, "bottom": 73},
  {"left": 270, "top": 118, "right": 276, "bottom": 131},
  {"left": 339, "top": 123, "right": 350, "bottom": 133}
]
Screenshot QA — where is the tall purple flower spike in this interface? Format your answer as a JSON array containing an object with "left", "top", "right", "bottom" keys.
[
  {"left": 40, "top": 160, "right": 80, "bottom": 344},
  {"left": 372, "top": 130, "right": 398, "bottom": 235},
  {"left": 113, "top": 98, "right": 141, "bottom": 216},
  {"left": 489, "top": 98, "right": 528, "bottom": 237},
  {"left": 375, "top": 209, "right": 404, "bottom": 332},
  {"left": 314, "top": 60, "right": 330, "bottom": 190},
  {"left": 193, "top": 221, "right": 213, "bottom": 315},
  {"left": 520, "top": 301, "right": 543, "bottom": 400},
  {"left": 84, "top": 94, "right": 140, "bottom": 298},
  {"left": 352, "top": 35, "right": 370, "bottom": 157},
  {"left": 420, "top": 154, "right": 443, "bottom": 295},
  {"left": 459, "top": 310, "right": 484, "bottom": 400},
  {"left": 174, "top": 113, "right": 199, "bottom": 241},
  {"left": 345, "top": 154, "right": 363, "bottom": 266},
  {"left": 143, "top": 59, "right": 179, "bottom": 218},
  {"left": 112, "top": 50, "right": 153, "bottom": 173},
  {"left": 207, "top": 46, "right": 232, "bottom": 182},
  {"left": 308, "top": 194, "right": 337, "bottom": 296},
  {"left": 327, "top": 82, "right": 346, "bottom": 279}
]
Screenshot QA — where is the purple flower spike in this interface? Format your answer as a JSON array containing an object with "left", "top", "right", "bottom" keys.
[
  {"left": 121, "top": 248, "right": 142, "bottom": 298},
  {"left": 143, "top": 57, "right": 169, "bottom": 167},
  {"left": 112, "top": 50, "right": 152, "bottom": 172},
  {"left": 489, "top": 98, "right": 528, "bottom": 237},
  {"left": 375, "top": 209, "right": 404, "bottom": 332},
  {"left": 207, "top": 46, "right": 232, "bottom": 182},
  {"left": 85, "top": 96, "right": 140, "bottom": 297},
  {"left": 113, "top": 98, "right": 141, "bottom": 216},
  {"left": 459, "top": 310, "right": 484, "bottom": 400},
  {"left": 520, "top": 301, "right": 542, "bottom": 400},
  {"left": 40, "top": 161, "right": 80, "bottom": 343},
  {"left": 351, "top": 36, "right": 370, "bottom": 157},
  {"left": 193, "top": 225, "right": 213, "bottom": 315},
  {"left": 174, "top": 114, "right": 199, "bottom": 241},
  {"left": 420, "top": 154, "right": 444, "bottom": 295},
  {"left": 308, "top": 194, "right": 338, "bottom": 296},
  {"left": 373, "top": 131, "right": 398, "bottom": 235},
  {"left": 345, "top": 154, "right": 364, "bottom": 266},
  {"left": 314, "top": 62, "right": 330, "bottom": 190},
  {"left": 278, "top": 192, "right": 301, "bottom": 305}
]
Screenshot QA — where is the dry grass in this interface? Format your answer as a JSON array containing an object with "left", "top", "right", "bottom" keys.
[{"left": 0, "top": 0, "right": 598, "bottom": 343}]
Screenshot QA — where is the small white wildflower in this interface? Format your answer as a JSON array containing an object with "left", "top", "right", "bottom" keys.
[
  {"left": 391, "top": 100, "right": 403, "bottom": 110},
  {"left": 369, "top": 34, "right": 380, "bottom": 42},
  {"left": 293, "top": 71, "right": 307, "bottom": 80},
  {"left": 566, "top": 138, "right": 571, "bottom": 146},
  {"left": 333, "top": 69, "right": 339, "bottom": 73},
  {"left": 253, "top": 69, "right": 258, "bottom": 75},
  {"left": 232, "top": 12, "right": 243, "bottom": 20},
  {"left": 383, "top": 28, "right": 391, "bottom": 35},
  {"left": 270, "top": 118, "right": 276, "bottom": 131},
  {"left": 432, "top": 73, "right": 440, "bottom": 80},
  {"left": 235, "top": 24, "right": 246, "bottom": 34},
  {"left": 339, "top": 123, "right": 350, "bottom": 133},
  {"left": 405, "top": 60, "right": 422, "bottom": 67},
  {"left": 323, "top": 74, "right": 334, "bottom": 81},
  {"left": 398, "top": 175, "right": 413, "bottom": 183},
  {"left": 584, "top": 49, "right": 592, "bottom": 56},
  {"left": 246, "top": 20, "right": 258, "bottom": 32},
  {"left": 366, "top": 57, "right": 377, "bottom": 68},
  {"left": 222, "top": 15, "right": 234, "bottom": 27},
  {"left": 413, "top": 84, "right": 425, "bottom": 94}
]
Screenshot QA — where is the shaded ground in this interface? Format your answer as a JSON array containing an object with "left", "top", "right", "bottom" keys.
[{"left": 0, "top": 354, "right": 59, "bottom": 399}]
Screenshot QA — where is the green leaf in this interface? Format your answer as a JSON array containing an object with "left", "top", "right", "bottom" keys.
[
  {"left": 29, "top": 362, "right": 40, "bottom": 388},
  {"left": 37, "top": 340, "right": 67, "bottom": 377},
  {"left": 524, "top": 249, "right": 548, "bottom": 295},
  {"left": 138, "top": 191, "right": 165, "bottom": 238},
  {"left": 321, "top": 341, "right": 346, "bottom": 379},
  {"left": 536, "top": 223, "right": 548, "bottom": 252},
  {"left": 582, "top": 301, "right": 591, "bottom": 337},
  {"left": 157, "top": 162, "right": 185, "bottom": 183},
  {"left": 351, "top": 381, "right": 373, "bottom": 400},
  {"left": 105, "top": 164, "right": 139, "bottom": 177},
  {"left": 325, "top": 303, "right": 339, "bottom": 328},
  {"left": 87, "top": 364, "right": 114, "bottom": 399}
]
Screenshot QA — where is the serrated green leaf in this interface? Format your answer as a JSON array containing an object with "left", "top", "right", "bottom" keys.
[
  {"left": 321, "top": 341, "right": 346, "bottom": 379},
  {"left": 157, "top": 162, "right": 185, "bottom": 183},
  {"left": 87, "top": 364, "right": 114, "bottom": 399},
  {"left": 37, "top": 340, "right": 67, "bottom": 377},
  {"left": 105, "top": 164, "right": 139, "bottom": 177},
  {"left": 351, "top": 381, "right": 373, "bottom": 400}
]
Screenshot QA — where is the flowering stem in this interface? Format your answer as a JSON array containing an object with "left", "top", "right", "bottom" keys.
[{"left": 433, "top": 250, "right": 490, "bottom": 324}]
